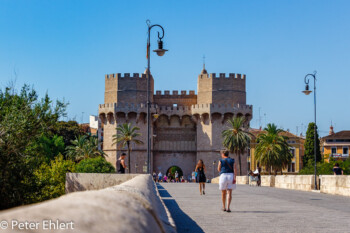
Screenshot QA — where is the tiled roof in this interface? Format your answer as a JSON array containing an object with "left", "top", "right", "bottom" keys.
[
  {"left": 248, "top": 128, "right": 304, "bottom": 140},
  {"left": 322, "top": 130, "right": 350, "bottom": 140}
]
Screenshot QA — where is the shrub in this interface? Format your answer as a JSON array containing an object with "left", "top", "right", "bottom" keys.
[
  {"left": 76, "top": 157, "right": 115, "bottom": 173},
  {"left": 29, "top": 154, "right": 76, "bottom": 203},
  {"left": 299, "top": 158, "right": 350, "bottom": 175}
]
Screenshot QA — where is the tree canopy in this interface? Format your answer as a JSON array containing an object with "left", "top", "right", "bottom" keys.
[
  {"left": 254, "top": 124, "right": 293, "bottom": 174},
  {"left": 0, "top": 85, "right": 67, "bottom": 209},
  {"left": 222, "top": 116, "right": 252, "bottom": 175}
]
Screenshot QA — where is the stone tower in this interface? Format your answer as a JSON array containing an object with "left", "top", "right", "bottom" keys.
[{"left": 98, "top": 67, "right": 252, "bottom": 178}]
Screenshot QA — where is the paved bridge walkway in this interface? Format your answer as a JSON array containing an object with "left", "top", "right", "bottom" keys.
[{"left": 158, "top": 183, "right": 350, "bottom": 233}]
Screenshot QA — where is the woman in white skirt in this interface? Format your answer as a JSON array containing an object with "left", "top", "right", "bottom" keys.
[{"left": 217, "top": 150, "right": 236, "bottom": 212}]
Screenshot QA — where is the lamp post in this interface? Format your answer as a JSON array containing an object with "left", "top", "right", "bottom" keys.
[
  {"left": 302, "top": 71, "right": 318, "bottom": 190},
  {"left": 146, "top": 20, "right": 168, "bottom": 174}
]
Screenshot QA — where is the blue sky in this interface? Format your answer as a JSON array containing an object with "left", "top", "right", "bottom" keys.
[{"left": 0, "top": 0, "right": 349, "bottom": 136}]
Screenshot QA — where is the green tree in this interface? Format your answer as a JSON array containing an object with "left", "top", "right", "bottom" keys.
[
  {"left": 303, "top": 122, "right": 321, "bottom": 166},
  {"left": 66, "top": 135, "right": 104, "bottom": 162},
  {"left": 28, "top": 155, "right": 76, "bottom": 203},
  {"left": 112, "top": 123, "right": 143, "bottom": 173},
  {"left": 254, "top": 124, "right": 293, "bottom": 174},
  {"left": 49, "top": 121, "right": 85, "bottom": 147},
  {"left": 168, "top": 166, "right": 183, "bottom": 179},
  {"left": 76, "top": 157, "right": 115, "bottom": 173},
  {"left": 299, "top": 158, "right": 350, "bottom": 175},
  {"left": 0, "top": 85, "right": 66, "bottom": 209},
  {"left": 222, "top": 116, "right": 252, "bottom": 175}
]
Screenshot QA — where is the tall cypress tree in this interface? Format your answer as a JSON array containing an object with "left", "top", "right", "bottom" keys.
[{"left": 303, "top": 122, "right": 321, "bottom": 166}]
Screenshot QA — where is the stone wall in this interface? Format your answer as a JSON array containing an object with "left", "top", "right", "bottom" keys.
[
  {"left": 197, "top": 73, "right": 246, "bottom": 105},
  {"left": 261, "top": 175, "right": 275, "bottom": 187},
  {"left": 154, "top": 90, "right": 197, "bottom": 106},
  {"left": 274, "top": 175, "right": 317, "bottom": 191},
  {"left": 211, "top": 175, "right": 247, "bottom": 184},
  {"left": 320, "top": 175, "right": 350, "bottom": 197},
  {"left": 0, "top": 174, "right": 175, "bottom": 233},
  {"left": 65, "top": 173, "right": 139, "bottom": 193},
  {"left": 104, "top": 73, "right": 154, "bottom": 104},
  {"left": 236, "top": 176, "right": 248, "bottom": 184}
]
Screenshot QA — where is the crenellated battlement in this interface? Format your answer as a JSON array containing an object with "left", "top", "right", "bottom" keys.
[
  {"left": 105, "top": 73, "right": 149, "bottom": 79},
  {"left": 191, "top": 103, "right": 252, "bottom": 110},
  {"left": 155, "top": 90, "right": 196, "bottom": 96},
  {"left": 200, "top": 73, "right": 246, "bottom": 79}
]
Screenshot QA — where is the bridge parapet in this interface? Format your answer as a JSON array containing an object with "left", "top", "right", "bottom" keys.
[{"left": 0, "top": 174, "right": 176, "bottom": 233}]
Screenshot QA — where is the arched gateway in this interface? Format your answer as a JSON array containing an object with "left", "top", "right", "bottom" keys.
[{"left": 166, "top": 166, "right": 184, "bottom": 180}]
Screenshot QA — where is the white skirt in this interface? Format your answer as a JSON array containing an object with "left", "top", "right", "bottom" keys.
[{"left": 219, "top": 173, "right": 236, "bottom": 190}]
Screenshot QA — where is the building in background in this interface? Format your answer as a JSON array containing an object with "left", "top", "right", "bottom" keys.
[
  {"left": 321, "top": 127, "right": 350, "bottom": 162},
  {"left": 98, "top": 67, "right": 253, "bottom": 179},
  {"left": 79, "top": 115, "right": 103, "bottom": 150},
  {"left": 248, "top": 128, "right": 305, "bottom": 174}
]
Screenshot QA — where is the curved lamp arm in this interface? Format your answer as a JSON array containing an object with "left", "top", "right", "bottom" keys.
[
  {"left": 304, "top": 71, "right": 317, "bottom": 85},
  {"left": 147, "top": 20, "right": 165, "bottom": 41}
]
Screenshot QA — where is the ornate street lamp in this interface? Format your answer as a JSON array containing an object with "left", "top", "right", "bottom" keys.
[
  {"left": 146, "top": 20, "right": 168, "bottom": 174},
  {"left": 302, "top": 71, "right": 317, "bottom": 190}
]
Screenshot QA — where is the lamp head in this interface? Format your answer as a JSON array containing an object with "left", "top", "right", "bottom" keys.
[
  {"left": 153, "top": 40, "right": 168, "bottom": 56},
  {"left": 302, "top": 84, "right": 312, "bottom": 95}
]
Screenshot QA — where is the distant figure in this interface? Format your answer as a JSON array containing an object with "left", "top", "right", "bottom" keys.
[
  {"left": 333, "top": 163, "right": 343, "bottom": 175},
  {"left": 191, "top": 171, "right": 196, "bottom": 182},
  {"left": 168, "top": 172, "right": 172, "bottom": 182},
  {"left": 163, "top": 175, "right": 167, "bottom": 183},
  {"left": 257, "top": 167, "right": 261, "bottom": 186},
  {"left": 175, "top": 171, "right": 179, "bottom": 183},
  {"left": 152, "top": 171, "right": 157, "bottom": 182},
  {"left": 218, "top": 150, "right": 236, "bottom": 212},
  {"left": 117, "top": 153, "right": 127, "bottom": 174},
  {"left": 158, "top": 171, "right": 163, "bottom": 182},
  {"left": 195, "top": 159, "right": 207, "bottom": 195}
]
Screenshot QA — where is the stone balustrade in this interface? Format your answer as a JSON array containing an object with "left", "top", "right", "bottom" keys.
[
  {"left": 236, "top": 176, "right": 248, "bottom": 184},
  {"left": 261, "top": 175, "right": 275, "bottom": 187},
  {"left": 319, "top": 175, "right": 350, "bottom": 197},
  {"left": 0, "top": 174, "right": 176, "bottom": 233},
  {"left": 274, "top": 175, "right": 317, "bottom": 191},
  {"left": 211, "top": 175, "right": 247, "bottom": 184}
]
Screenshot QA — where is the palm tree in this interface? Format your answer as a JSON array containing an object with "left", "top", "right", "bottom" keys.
[
  {"left": 254, "top": 124, "right": 293, "bottom": 174},
  {"left": 112, "top": 123, "right": 143, "bottom": 173},
  {"left": 222, "top": 116, "right": 252, "bottom": 176},
  {"left": 66, "top": 135, "right": 105, "bottom": 162}
]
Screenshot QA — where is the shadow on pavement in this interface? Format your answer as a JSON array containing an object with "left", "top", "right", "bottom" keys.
[
  {"left": 157, "top": 184, "right": 204, "bottom": 233},
  {"left": 231, "top": 211, "right": 288, "bottom": 214}
]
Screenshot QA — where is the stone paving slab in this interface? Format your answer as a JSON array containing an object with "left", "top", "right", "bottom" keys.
[{"left": 158, "top": 183, "right": 350, "bottom": 233}]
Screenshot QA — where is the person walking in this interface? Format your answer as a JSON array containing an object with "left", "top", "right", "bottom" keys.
[
  {"left": 218, "top": 150, "right": 236, "bottom": 212},
  {"left": 158, "top": 171, "right": 163, "bottom": 182},
  {"left": 175, "top": 171, "right": 179, "bottom": 183},
  {"left": 333, "top": 163, "right": 343, "bottom": 175},
  {"left": 168, "top": 172, "right": 172, "bottom": 182},
  {"left": 117, "top": 153, "right": 127, "bottom": 174},
  {"left": 152, "top": 171, "right": 157, "bottom": 182},
  {"left": 195, "top": 159, "right": 207, "bottom": 195},
  {"left": 191, "top": 171, "right": 196, "bottom": 183}
]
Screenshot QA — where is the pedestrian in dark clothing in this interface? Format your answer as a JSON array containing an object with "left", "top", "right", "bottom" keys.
[{"left": 333, "top": 163, "right": 343, "bottom": 175}]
